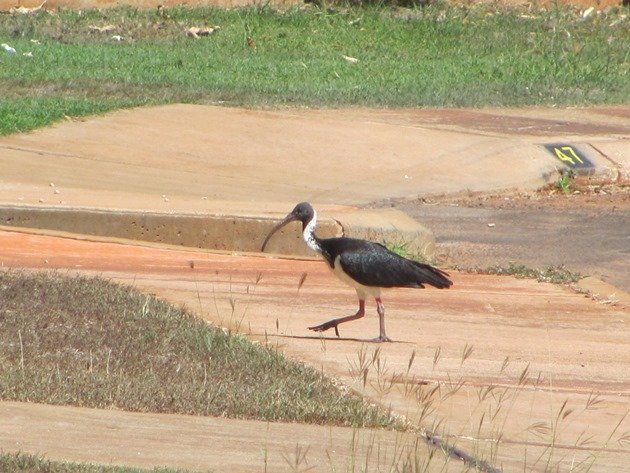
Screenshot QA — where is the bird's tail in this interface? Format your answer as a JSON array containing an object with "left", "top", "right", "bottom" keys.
[{"left": 412, "top": 262, "right": 453, "bottom": 289}]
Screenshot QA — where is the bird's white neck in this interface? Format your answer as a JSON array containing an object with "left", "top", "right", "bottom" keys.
[{"left": 303, "top": 210, "right": 322, "bottom": 253}]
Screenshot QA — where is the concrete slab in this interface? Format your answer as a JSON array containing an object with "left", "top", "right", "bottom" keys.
[
  {"left": 1, "top": 401, "right": 455, "bottom": 473},
  {"left": 1, "top": 229, "right": 628, "bottom": 472},
  {"left": 0, "top": 105, "right": 627, "bottom": 257},
  {"left": 2, "top": 105, "right": 627, "bottom": 208}
]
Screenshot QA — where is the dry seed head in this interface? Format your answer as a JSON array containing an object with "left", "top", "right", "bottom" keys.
[
  {"left": 432, "top": 346, "right": 441, "bottom": 370},
  {"left": 407, "top": 349, "right": 416, "bottom": 373},
  {"left": 297, "top": 272, "right": 307, "bottom": 291}
]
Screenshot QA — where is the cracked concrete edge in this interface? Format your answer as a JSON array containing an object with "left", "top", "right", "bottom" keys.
[
  {"left": 0, "top": 204, "right": 436, "bottom": 261},
  {"left": 584, "top": 141, "right": 630, "bottom": 184},
  {"left": 576, "top": 276, "right": 630, "bottom": 311},
  {"left": 563, "top": 141, "right": 629, "bottom": 184}
]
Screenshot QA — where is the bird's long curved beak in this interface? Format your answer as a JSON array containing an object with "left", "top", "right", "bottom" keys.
[{"left": 261, "top": 212, "right": 298, "bottom": 252}]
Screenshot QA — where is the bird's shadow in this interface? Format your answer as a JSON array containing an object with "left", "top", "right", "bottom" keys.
[{"left": 273, "top": 333, "right": 413, "bottom": 344}]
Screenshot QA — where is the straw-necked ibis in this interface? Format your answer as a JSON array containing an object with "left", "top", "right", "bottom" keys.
[{"left": 262, "top": 202, "right": 452, "bottom": 342}]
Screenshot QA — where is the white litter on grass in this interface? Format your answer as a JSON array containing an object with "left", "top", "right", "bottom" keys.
[
  {"left": 342, "top": 55, "right": 359, "bottom": 64},
  {"left": 609, "top": 16, "right": 626, "bottom": 27},
  {"left": 111, "top": 35, "right": 124, "bottom": 42},
  {"left": 1, "top": 43, "right": 17, "bottom": 54},
  {"left": 186, "top": 26, "right": 221, "bottom": 39},
  {"left": 582, "top": 7, "right": 595, "bottom": 19},
  {"left": 23, "top": 52, "right": 33, "bottom": 57}
]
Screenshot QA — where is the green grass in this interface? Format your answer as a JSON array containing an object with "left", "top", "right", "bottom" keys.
[
  {"left": 554, "top": 171, "right": 574, "bottom": 194},
  {"left": 1, "top": 3, "right": 628, "bottom": 134},
  {"left": 0, "top": 270, "right": 396, "bottom": 428},
  {"left": 0, "top": 452, "right": 191, "bottom": 473}
]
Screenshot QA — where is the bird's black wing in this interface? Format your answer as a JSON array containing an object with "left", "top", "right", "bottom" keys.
[{"left": 337, "top": 241, "right": 452, "bottom": 289}]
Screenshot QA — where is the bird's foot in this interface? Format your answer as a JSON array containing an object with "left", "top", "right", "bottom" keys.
[
  {"left": 371, "top": 335, "right": 392, "bottom": 343},
  {"left": 308, "top": 320, "right": 340, "bottom": 337}
]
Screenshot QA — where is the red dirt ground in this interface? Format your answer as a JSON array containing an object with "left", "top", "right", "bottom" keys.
[{"left": 1, "top": 228, "right": 628, "bottom": 472}]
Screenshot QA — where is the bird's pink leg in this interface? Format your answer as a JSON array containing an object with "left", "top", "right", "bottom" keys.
[
  {"left": 374, "top": 298, "right": 391, "bottom": 342},
  {"left": 308, "top": 300, "right": 365, "bottom": 337}
]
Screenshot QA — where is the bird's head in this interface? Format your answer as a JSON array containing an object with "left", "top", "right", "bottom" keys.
[{"left": 261, "top": 202, "right": 315, "bottom": 252}]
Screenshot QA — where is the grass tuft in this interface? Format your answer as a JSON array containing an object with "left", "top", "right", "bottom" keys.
[
  {"left": 554, "top": 171, "right": 574, "bottom": 195},
  {"left": 480, "top": 263, "right": 581, "bottom": 284}
]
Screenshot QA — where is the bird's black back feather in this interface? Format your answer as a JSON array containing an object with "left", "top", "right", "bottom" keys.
[{"left": 318, "top": 237, "right": 452, "bottom": 289}]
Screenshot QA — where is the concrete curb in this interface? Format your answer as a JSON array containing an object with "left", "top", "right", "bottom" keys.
[{"left": 0, "top": 204, "right": 436, "bottom": 260}]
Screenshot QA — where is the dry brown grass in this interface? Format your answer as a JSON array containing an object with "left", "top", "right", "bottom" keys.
[{"left": 0, "top": 269, "right": 396, "bottom": 428}]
